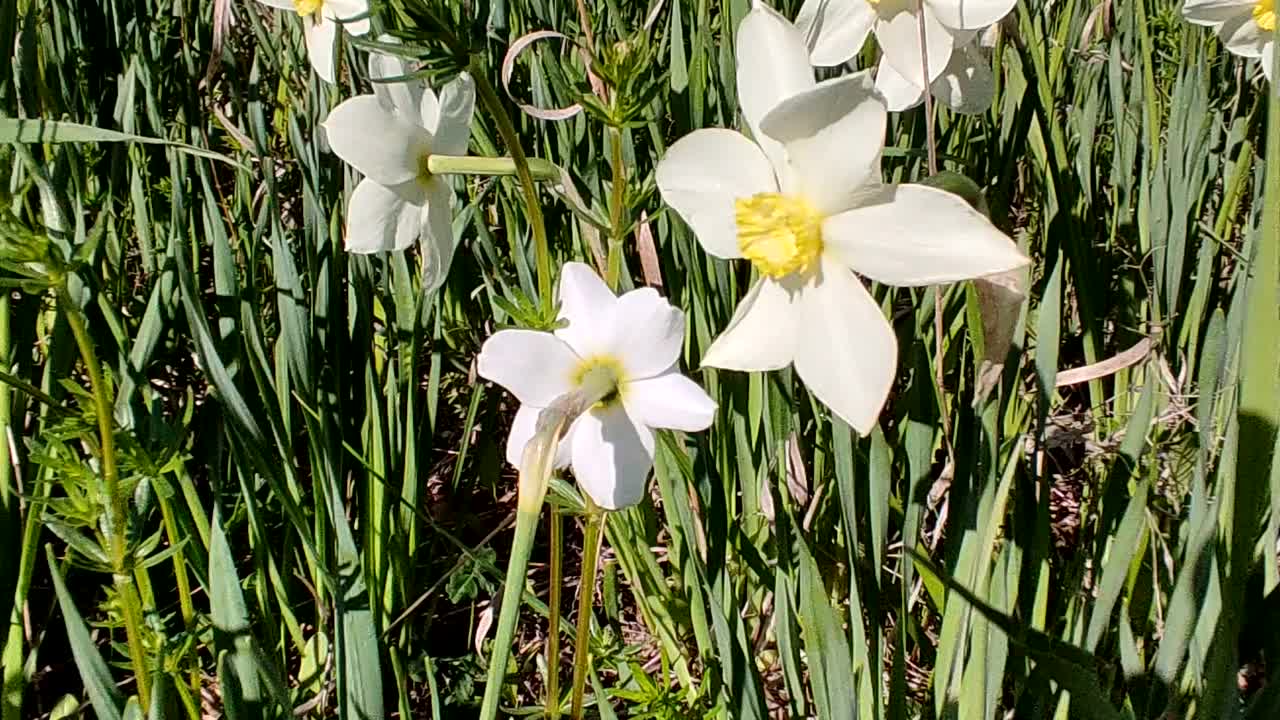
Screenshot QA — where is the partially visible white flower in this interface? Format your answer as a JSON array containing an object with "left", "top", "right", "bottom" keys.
[
  {"left": 656, "top": 4, "right": 1028, "bottom": 434},
  {"left": 255, "top": 0, "right": 370, "bottom": 83},
  {"left": 477, "top": 263, "right": 717, "bottom": 510},
  {"left": 874, "top": 34, "right": 994, "bottom": 112},
  {"left": 321, "top": 54, "right": 476, "bottom": 290},
  {"left": 794, "top": 0, "right": 1014, "bottom": 111},
  {"left": 1183, "top": 0, "right": 1275, "bottom": 81}
]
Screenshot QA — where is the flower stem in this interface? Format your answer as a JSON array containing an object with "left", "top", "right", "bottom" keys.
[
  {"left": 56, "top": 281, "right": 151, "bottom": 707},
  {"left": 426, "top": 154, "right": 559, "bottom": 181},
  {"left": 468, "top": 61, "right": 555, "bottom": 312},
  {"left": 604, "top": 127, "right": 627, "bottom": 289},
  {"left": 914, "top": 0, "right": 938, "bottom": 177},
  {"left": 568, "top": 500, "right": 605, "bottom": 720},
  {"left": 546, "top": 504, "right": 563, "bottom": 719},
  {"left": 479, "top": 505, "right": 542, "bottom": 720}
]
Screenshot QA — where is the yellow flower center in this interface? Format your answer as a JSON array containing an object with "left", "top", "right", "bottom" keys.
[
  {"left": 294, "top": 0, "right": 323, "bottom": 17},
  {"left": 417, "top": 153, "right": 433, "bottom": 186},
  {"left": 735, "top": 193, "right": 824, "bottom": 279},
  {"left": 1256, "top": 0, "right": 1276, "bottom": 31},
  {"left": 570, "top": 355, "right": 627, "bottom": 408}
]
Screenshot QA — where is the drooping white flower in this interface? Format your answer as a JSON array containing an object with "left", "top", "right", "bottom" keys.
[
  {"left": 255, "top": 0, "right": 371, "bottom": 83},
  {"left": 321, "top": 54, "right": 476, "bottom": 290},
  {"left": 477, "top": 263, "right": 717, "bottom": 510},
  {"left": 1183, "top": 0, "right": 1275, "bottom": 81},
  {"left": 795, "top": 0, "right": 1014, "bottom": 111},
  {"left": 655, "top": 3, "right": 1028, "bottom": 434}
]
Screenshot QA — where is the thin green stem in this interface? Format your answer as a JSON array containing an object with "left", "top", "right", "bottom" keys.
[
  {"left": 57, "top": 282, "right": 151, "bottom": 707},
  {"left": 468, "top": 62, "right": 554, "bottom": 311},
  {"left": 479, "top": 506, "right": 541, "bottom": 719},
  {"left": 426, "top": 154, "right": 559, "bottom": 180},
  {"left": 605, "top": 127, "right": 627, "bottom": 289},
  {"left": 157, "top": 492, "right": 199, "bottom": 700},
  {"left": 569, "top": 502, "right": 605, "bottom": 720},
  {"left": 914, "top": 0, "right": 952, "bottom": 451},
  {"left": 546, "top": 505, "right": 563, "bottom": 719}
]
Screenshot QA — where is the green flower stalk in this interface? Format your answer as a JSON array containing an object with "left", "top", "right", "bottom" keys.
[{"left": 478, "top": 372, "right": 618, "bottom": 720}]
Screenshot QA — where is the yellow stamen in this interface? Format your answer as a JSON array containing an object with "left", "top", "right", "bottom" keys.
[
  {"left": 735, "top": 193, "right": 824, "bottom": 279},
  {"left": 294, "top": 0, "right": 323, "bottom": 18},
  {"left": 1256, "top": 0, "right": 1276, "bottom": 31},
  {"left": 569, "top": 355, "right": 627, "bottom": 408}
]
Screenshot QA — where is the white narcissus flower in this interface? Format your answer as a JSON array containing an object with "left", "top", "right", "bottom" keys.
[
  {"left": 255, "top": 0, "right": 370, "bottom": 83},
  {"left": 477, "top": 263, "right": 717, "bottom": 510},
  {"left": 655, "top": 3, "right": 1028, "bottom": 434},
  {"left": 1183, "top": 0, "right": 1275, "bottom": 81},
  {"left": 795, "top": 0, "right": 1014, "bottom": 111},
  {"left": 321, "top": 55, "right": 476, "bottom": 290}
]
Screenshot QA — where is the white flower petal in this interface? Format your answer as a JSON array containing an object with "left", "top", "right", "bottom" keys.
[
  {"left": 1219, "top": 14, "right": 1267, "bottom": 58},
  {"left": 875, "top": 57, "right": 927, "bottom": 112},
  {"left": 432, "top": 73, "right": 477, "bottom": 156},
  {"left": 624, "top": 373, "right": 717, "bottom": 432},
  {"left": 343, "top": 178, "right": 417, "bottom": 253},
  {"left": 875, "top": 4, "right": 954, "bottom": 88},
  {"left": 256, "top": 0, "right": 294, "bottom": 9},
  {"left": 1264, "top": 42, "right": 1275, "bottom": 80},
  {"left": 554, "top": 262, "right": 619, "bottom": 358},
  {"left": 304, "top": 15, "right": 337, "bottom": 83},
  {"left": 795, "top": 0, "right": 876, "bottom": 67},
  {"left": 823, "top": 184, "right": 1028, "bottom": 286},
  {"left": 736, "top": 2, "right": 816, "bottom": 166},
  {"left": 369, "top": 52, "right": 424, "bottom": 119},
  {"left": 931, "top": 43, "right": 995, "bottom": 114},
  {"left": 759, "top": 71, "right": 886, "bottom": 214},
  {"left": 1182, "top": 0, "right": 1253, "bottom": 27},
  {"left": 655, "top": 129, "right": 776, "bottom": 259},
  {"left": 326, "top": 0, "right": 370, "bottom": 34},
  {"left": 926, "top": 0, "right": 1016, "bottom": 31},
  {"left": 324, "top": 96, "right": 433, "bottom": 185},
  {"left": 420, "top": 87, "right": 440, "bottom": 134},
  {"left": 505, "top": 405, "right": 571, "bottom": 469},
  {"left": 477, "top": 330, "right": 578, "bottom": 406},
  {"left": 702, "top": 277, "right": 797, "bottom": 371},
  {"left": 793, "top": 259, "right": 897, "bottom": 434},
  {"left": 571, "top": 405, "right": 655, "bottom": 510},
  {"left": 609, "top": 288, "right": 686, "bottom": 379},
  {"left": 420, "top": 179, "right": 457, "bottom": 292}
]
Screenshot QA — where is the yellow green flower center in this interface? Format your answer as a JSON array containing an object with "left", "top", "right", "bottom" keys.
[
  {"left": 734, "top": 193, "right": 824, "bottom": 279},
  {"left": 570, "top": 355, "right": 627, "bottom": 408},
  {"left": 294, "top": 0, "right": 323, "bottom": 17},
  {"left": 1256, "top": 0, "right": 1276, "bottom": 31},
  {"left": 417, "top": 153, "right": 433, "bottom": 186}
]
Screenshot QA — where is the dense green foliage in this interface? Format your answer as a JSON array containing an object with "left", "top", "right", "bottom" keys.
[{"left": 1, "top": 0, "right": 1278, "bottom": 718}]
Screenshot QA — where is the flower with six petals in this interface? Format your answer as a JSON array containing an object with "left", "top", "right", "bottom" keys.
[
  {"left": 477, "top": 263, "right": 717, "bottom": 510},
  {"left": 655, "top": 3, "right": 1028, "bottom": 434},
  {"left": 322, "top": 54, "right": 477, "bottom": 290}
]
